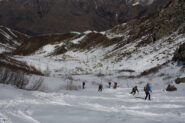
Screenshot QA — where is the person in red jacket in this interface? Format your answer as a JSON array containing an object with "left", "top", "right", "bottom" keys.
[{"left": 113, "top": 82, "right": 118, "bottom": 89}]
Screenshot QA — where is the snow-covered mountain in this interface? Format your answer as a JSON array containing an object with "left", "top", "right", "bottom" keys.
[
  {"left": 0, "top": 0, "right": 185, "bottom": 122},
  {"left": 0, "top": 0, "right": 184, "bottom": 91}
]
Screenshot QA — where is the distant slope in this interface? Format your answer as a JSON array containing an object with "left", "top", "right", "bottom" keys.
[
  {"left": 0, "top": 26, "right": 29, "bottom": 53},
  {"left": 0, "top": 54, "right": 43, "bottom": 89},
  {"left": 0, "top": 54, "right": 42, "bottom": 75},
  {"left": 0, "top": 0, "right": 170, "bottom": 35}
]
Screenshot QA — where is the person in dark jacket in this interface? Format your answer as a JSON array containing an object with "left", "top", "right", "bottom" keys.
[
  {"left": 82, "top": 82, "right": 85, "bottom": 89},
  {"left": 98, "top": 84, "right": 103, "bottom": 92},
  {"left": 144, "top": 83, "right": 152, "bottom": 100},
  {"left": 130, "top": 86, "right": 139, "bottom": 95},
  {"left": 108, "top": 82, "right": 111, "bottom": 88}
]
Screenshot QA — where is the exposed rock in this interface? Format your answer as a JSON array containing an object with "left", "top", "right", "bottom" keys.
[
  {"left": 173, "top": 43, "right": 185, "bottom": 61},
  {"left": 175, "top": 77, "right": 185, "bottom": 84},
  {"left": 166, "top": 84, "right": 177, "bottom": 91}
]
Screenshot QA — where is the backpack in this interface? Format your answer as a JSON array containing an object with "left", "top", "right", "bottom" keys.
[{"left": 144, "top": 86, "right": 147, "bottom": 91}]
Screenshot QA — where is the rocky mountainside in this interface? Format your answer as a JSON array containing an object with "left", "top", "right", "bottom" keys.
[{"left": 0, "top": 0, "right": 170, "bottom": 35}]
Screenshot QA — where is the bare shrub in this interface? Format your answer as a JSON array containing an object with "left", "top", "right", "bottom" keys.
[
  {"left": 0, "top": 67, "right": 43, "bottom": 90},
  {"left": 65, "top": 80, "right": 81, "bottom": 90},
  {"left": 26, "top": 77, "right": 44, "bottom": 90},
  {"left": 64, "top": 75, "right": 81, "bottom": 90},
  {"left": 91, "top": 81, "right": 100, "bottom": 86},
  {"left": 96, "top": 72, "right": 105, "bottom": 77},
  {"left": 162, "top": 75, "right": 173, "bottom": 81},
  {"left": 139, "top": 65, "right": 161, "bottom": 76},
  {"left": 0, "top": 68, "right": 26, "bottom": 89},
  {"left": 14, "top": 71, "right": 25, "bottom": 89},
  {"left": 138, "top": 62, "right": 169, "bottom": 77},
  {"left": 118, "top": 69, "right": 135, "bottom": 73},
  {"left": 138, "top": 81, "right": 145, "bottom": 85}
]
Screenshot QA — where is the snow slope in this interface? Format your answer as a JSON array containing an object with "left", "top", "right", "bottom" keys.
[
  {"left": 14, "top": 31, "right": 185, "bottom": 76},
  {"left": 0, "top": 84, "right": 185, "bottom": 123},
  {"left": 11, "top": 26, "right": 185, "bottom": 93}
]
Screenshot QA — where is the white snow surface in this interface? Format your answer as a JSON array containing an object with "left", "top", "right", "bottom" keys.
[
  {"left": 35, "top": 42, "right": 64, "bottom": 56},
  {"left": 132, "top": 1, "right": 140, "bottom": 6},
  {"left": 0, "top": 83, "right": 185, "bottom": 123},
  {"left": 71, "top": 35, "right": 86, "bottom": 44}
]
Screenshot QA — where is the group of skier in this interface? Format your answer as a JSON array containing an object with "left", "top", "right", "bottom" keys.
[
  {"left": 130, "top": 83, "right": 152, "bottom": 100},
  {"left": 99, "top": 82, "right": 118, "bottom": 91},
  {"left": 82, "top": 81, "right": 152, "bottom": 100}
]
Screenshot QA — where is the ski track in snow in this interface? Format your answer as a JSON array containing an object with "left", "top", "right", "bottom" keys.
[{"left": 0, "top": 85, "right": 185, "bottom": 123}]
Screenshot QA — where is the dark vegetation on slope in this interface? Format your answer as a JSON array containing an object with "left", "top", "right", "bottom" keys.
[
  {"left": 73, "top": 33, "right": 122, "bottom": 49},
  {"left": 14, "top": 32, "right": 123, "bottom": 55},
  {"left": 175, "top": 77, "right": 185, "bottom": 84},
  {"left": 14, "top": 33, "right": 78, "bottom": 55},
  {"left": 110, "top": 0, "right": 185, "bottom": 50},
  {"left": 173, "top": 43, "right": 185, "bottom": 61}
]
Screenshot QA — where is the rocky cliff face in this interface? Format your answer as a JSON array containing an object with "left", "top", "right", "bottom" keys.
[{"left": 0, "top": 0, "right": 170, "bottom": 35}]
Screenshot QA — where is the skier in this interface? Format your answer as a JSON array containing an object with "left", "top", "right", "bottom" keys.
[
  {"left": 130, "top": 86, "right": 139, "bottom": 95},
  {"left": 98, "top": 84, "right": 103, "bottom": 92},
  {"left": 82, "top": 82, "right": 85, "bottom": 89},
  {"left": 144, "top": 83, "right": 152, "bottom": 100},
  {"left": 113, "top": 82, "right": 118, "bottom": 89},
  {"left": 108, "top": 82, "right": 111, "bottom": 88}
]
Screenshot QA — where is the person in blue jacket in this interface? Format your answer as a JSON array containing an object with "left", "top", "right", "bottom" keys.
[{"left": 144, "top": 83, "right": 152, "bottom": 100}]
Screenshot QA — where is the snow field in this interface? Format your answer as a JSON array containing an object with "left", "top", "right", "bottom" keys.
[{"left": 0, "top": 84, "right": 185, "bottom": 123}]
